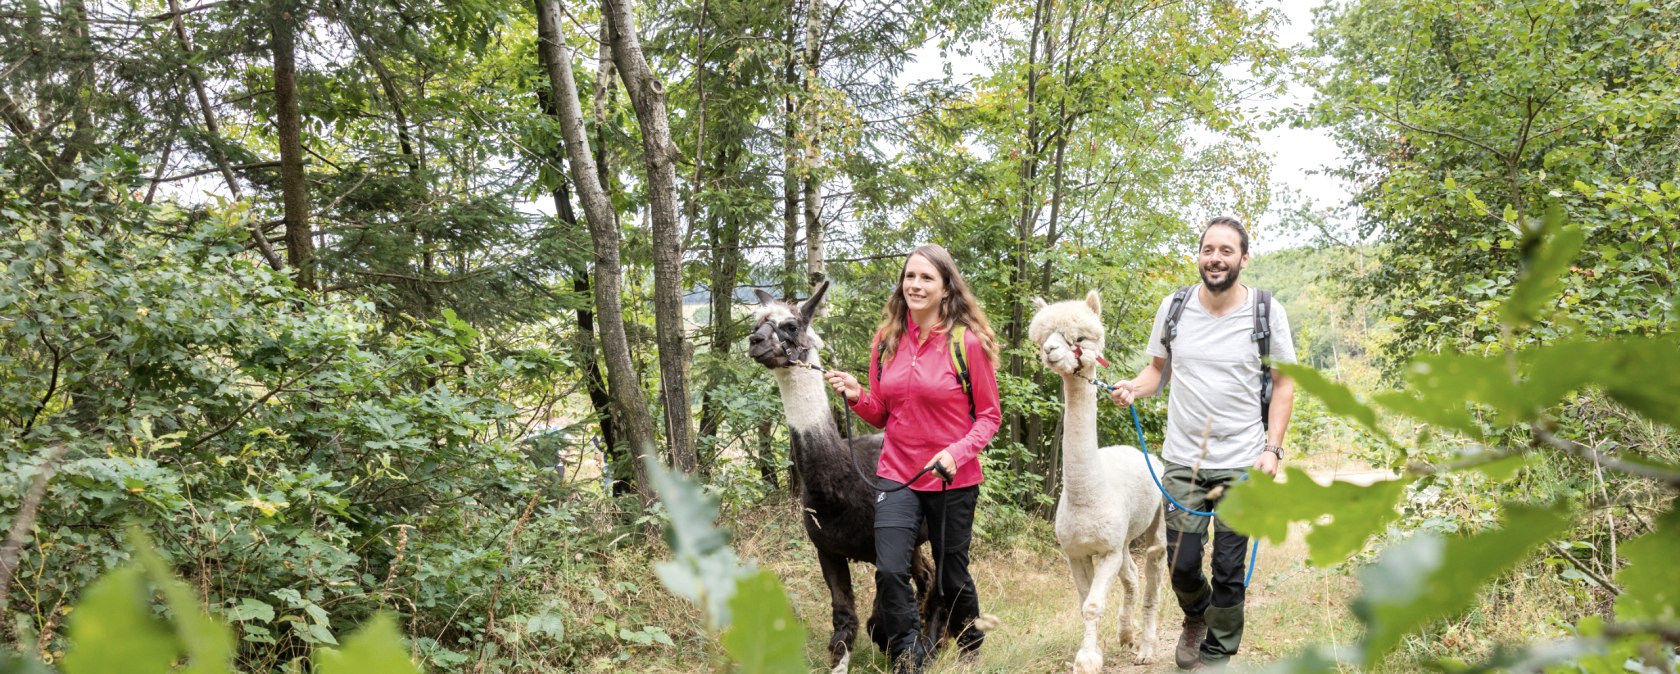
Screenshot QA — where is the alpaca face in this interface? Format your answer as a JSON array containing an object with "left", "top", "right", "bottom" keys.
[
  {"left": 1028, "top": 291, "right": 1107, "bottom": 377},
  {"left": 748, "top": 282, "right": 828, "bottom": 369}
]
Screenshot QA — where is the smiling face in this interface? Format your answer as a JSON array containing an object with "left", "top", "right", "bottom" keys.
[
  {"left": 899, "top": 253, "right": 948, "bottom": 320},
  {"left": 1198, "top": 223, "right": 1249, "bottom": 292},
  {"left": 1027, "top": 291, "right": 1107, "bottom": 377},
  {"left": 747, "top": 282, "right": 828, "bottom": 369}
]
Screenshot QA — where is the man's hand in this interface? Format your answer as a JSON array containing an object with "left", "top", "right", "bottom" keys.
[
  {"left": 1107, "top": 380, "right": 1139, "bottom": 407},
  {"left": 1253, "top": 447, "right": 1279, "bottom": 476}
]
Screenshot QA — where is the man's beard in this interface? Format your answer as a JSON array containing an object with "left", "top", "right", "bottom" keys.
[{"left": 1200, "top": 264, "right": 1240, "bottom": 292}]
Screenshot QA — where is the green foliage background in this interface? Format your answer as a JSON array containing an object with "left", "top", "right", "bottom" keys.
[{"left": 1, "top": 0, "right": 1677, "bottom": 671}]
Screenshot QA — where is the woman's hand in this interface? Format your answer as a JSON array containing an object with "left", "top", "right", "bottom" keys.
[
  {"left": 926, "top": 450, "right": 956, "bottom": 480},
  {"left": 824, "top": 370, "right": 862, "bottom": 403}
]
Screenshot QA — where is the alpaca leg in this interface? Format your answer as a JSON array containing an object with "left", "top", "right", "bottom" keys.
[
  {"left": 1135, "top": 514, "right": 1169, "bottom": 665},
  {"left": 1115, "top": 552, "right": 1140, "bottom": 650},
  {"left": 817, "top": 552, "right": 859, "bottom": 673},
  {"left": 1074, "top": 552, "right": 1126, "bottom": 674},
  {"left": 1065, "top": 553, "right": 1095, "bottom": 605}
]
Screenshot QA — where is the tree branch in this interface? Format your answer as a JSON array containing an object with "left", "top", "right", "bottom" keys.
[
  {"left": 1534, "top": 425, "right": 1680, "bottom": 486},
  {"left": 152, "top": 160, "right": 281, "bottom": 184},
  {"left": 183, "top": 356, "right": 335, "bottom": 454}
]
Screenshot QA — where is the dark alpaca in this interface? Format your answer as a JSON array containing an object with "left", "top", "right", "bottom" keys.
[{"left": 747, "top": 281, "right": 940, "bottom": 673}]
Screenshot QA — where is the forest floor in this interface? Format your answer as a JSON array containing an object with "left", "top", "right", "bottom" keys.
[{"left": 636, "top": 453, "right": 1395, "bottom": 673}]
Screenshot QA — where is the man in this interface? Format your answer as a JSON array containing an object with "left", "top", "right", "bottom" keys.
[{"left": 1108, "top": 215, "right": 1297, "bottom": 670}]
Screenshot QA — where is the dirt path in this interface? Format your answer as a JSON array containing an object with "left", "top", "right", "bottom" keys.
[
  {"left": 701, "top": 459, "right": 1395, "bottom": 673},
  {"left": 930, "top": 462, "right": 1393, "bottom": 673}
]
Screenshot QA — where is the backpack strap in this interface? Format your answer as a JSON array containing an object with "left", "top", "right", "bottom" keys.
[
  {"left": 1159, "top": 285, "right": 1195, "bottom": 384},
  {"left": 1253, "top": 288, "right": 1274, "bottom": 431},
  {"left": 948, "top": 324, "right": 974, "bottom": 420},
  {"left": 1162, "top": 285, "right": 1196, "bottom": 359}
]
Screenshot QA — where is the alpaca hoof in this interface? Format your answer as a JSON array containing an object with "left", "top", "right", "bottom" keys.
[
  {"left": 1073, "top": 648, "right": 1103, "bottom": 674},
  {"left": 1133, "top": 643, "right": 1155, "bottom": 665},
  {"left": 1118, "top": 625, "right": 1138, "bottom": 648},
  {"left": 829, "top": 649, "right": 851, "bottom": 674}
]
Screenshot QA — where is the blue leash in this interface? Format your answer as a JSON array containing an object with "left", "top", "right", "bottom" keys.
[{"left": 1091, "top": 377, "right": 1262, "bottom": 587}]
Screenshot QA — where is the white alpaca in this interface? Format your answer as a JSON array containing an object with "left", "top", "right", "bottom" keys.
[{"left": 1029, "top": 291, "right": 1167, "bottom": 673}]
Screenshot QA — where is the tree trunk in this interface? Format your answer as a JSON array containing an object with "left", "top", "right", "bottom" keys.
[
  {"left": 537, "top": 0, "right": 659, "bottom": 503},
  {"left": 272, "top": 1, "right": 314, "bottom": 291},
  {"left": 1003, "top": 0, "right": 1050, "bottom": 457},
  {"left": 542, "top": 133, "right": 625, "bottom": 494},
  {"left": 166, "top": 0, "right": 283, "bottom": 270},
  {"left": 801, "top": 0, "right": 825, "bottom": 287},
  {"left": 697, "top": 143, "right": 745, "bottom": 475},
  {"left": 781, "top": 1, "right": 801, "bottom": 296},
  {"left": 601, "top": 0, "right": 695, "bottom": 474},
  {"left": 756, "top": 419, "right": 780, "bottom": 490},
  {"left": 52, "top": 0, "right": 95, "bottom": 171}
]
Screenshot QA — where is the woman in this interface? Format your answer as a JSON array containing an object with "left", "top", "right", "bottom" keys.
[{"left": 825, "top": 244, "right": 1002, "bottom": 672}]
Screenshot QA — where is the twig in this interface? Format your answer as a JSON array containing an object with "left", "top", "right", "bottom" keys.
[
  {"left": 1546, "top": 542, "right": 1620, "bottom": 596},
  {"left": 0, "top": 443, "right": 72, "bottom": 616},
  {"left": 182, "top": 356, "right": 335, "bottom": 453}
]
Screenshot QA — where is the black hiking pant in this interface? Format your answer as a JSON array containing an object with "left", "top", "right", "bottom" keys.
[
  {"left": 1162, "top": 462, "right": 1249, "bottom": 666},
  {"left": 875, "top": 480, "right": 984, "bottom": 669}
]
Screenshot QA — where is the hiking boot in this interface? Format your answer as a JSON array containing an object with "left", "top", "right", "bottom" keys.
[
  {"left": 955, "top": 626, "right": 984, "bottom": 663},
  {"left": 1175, "top": 615, "right": 1208, "bottom": 670},
  {"left": 889, "top": 633, "right": 930, "bottom": 674}
]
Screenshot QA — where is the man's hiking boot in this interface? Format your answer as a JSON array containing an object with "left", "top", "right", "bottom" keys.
[{"left": 1175, "top": 615, "right": 1208, "bottom": 670}]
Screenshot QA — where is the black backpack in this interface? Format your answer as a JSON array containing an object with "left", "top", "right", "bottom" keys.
[{"left": 1160, "top": 285, "right": 1275, "bottom": 430}]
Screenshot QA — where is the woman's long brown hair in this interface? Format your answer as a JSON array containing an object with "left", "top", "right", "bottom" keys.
[{"left": 873, "top": 244, "right": 1000, "bottom": 369}]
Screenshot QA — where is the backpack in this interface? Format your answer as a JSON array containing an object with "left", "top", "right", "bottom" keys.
[
  {"left": 875, "top": 324, "right": 975, "bottom": 420},
  {"left": 1161, "top": 285, "right": 1275, "bottom": 430}
]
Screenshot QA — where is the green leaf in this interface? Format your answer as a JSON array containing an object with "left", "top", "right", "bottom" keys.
[
  {"left": 1456, "top": 451, "right": 1534, "bottom": 481},
  {"left": 1522, "top": 336, "right": 1680, "bottom": 430},
  {"left": 645, "top": 456, "right": 753, "bottom": 628},
  {"left": 1595, "top": 336, "right": 1680, "bottom": 430},
  {"left": 1275, "top": 363, "right": 1395, "bottom": 446},
  {"left": 1614, "top": 500, "right": 1680, "bottom": 622},
  {"left": 526, "top": 613, "right": 565, "bottom": 640},
  {"left": 229, "top": 598, "right": 275, "bottom": 623},
  {"left": 1353, "top": 503, "right": 1570, "bottom": 666},
  {"left": 1498, "top": 204, "right": 1583, "bottom": 328},
  {"left": 60, "top": 566, "right": 178, "bottom": 674},
  {"left": 315, "top": 614, "right": 419, "bottom": 674},
  {"left": 308, "top": 622, "right": 341, "bottom": 646},
  {"left": 645, "top": 456, "right": 728, "bottom": 560},
  {"left": 133, "top": 529, "right": 234, "bottom": 674},
  {"left": 721, "top": 571, "right": 808, "bottom": 674},
  {"left": 1218, "top": 467, "right": 1413, "bottom": 565},
  {"left": 1372, "top": 389, "right": 1484, "bottom": 439}
]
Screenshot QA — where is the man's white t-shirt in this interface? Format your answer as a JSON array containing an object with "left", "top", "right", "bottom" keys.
[{"left": 1145, "top": 284, "right": 1297, "bottom": 469}]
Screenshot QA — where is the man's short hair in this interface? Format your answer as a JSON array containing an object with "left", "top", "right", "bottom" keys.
[{"left": 1200, "top": 216, "right": 1249, "bottom": 254}]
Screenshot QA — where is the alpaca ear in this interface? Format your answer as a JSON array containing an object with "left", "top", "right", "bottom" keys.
[
  {"left": 1085, "top": 290, "right": 1102, "bottom": 316},
  {"left": 800, "top": 280, "right": 830, "bottom": 321},
  {"left": 1032, "top": 297, "right": 1047, "bottom": 310},
  {"left": 754, "top": 288, "right": 777, "bottom": 306}
]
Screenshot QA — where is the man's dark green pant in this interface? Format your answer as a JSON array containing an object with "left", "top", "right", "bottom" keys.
[{"left": 1162, "top": 461, "right": 1248, "bottom": 667}]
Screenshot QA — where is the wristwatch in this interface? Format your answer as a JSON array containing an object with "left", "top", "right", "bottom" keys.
[{"left": 1262, "top": 444, "right": 1284, "bottom": 460}]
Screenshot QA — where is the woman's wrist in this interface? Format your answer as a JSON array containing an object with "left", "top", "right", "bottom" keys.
[{"left": 1262, "top": 444, "right": 1284, "bottom": 460}]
